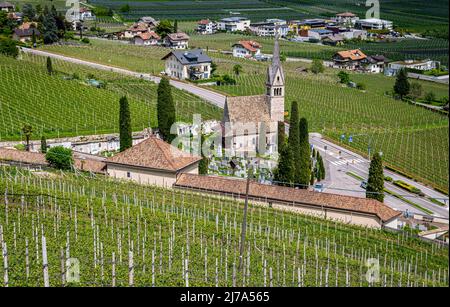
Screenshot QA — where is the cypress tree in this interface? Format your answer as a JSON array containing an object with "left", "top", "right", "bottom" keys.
[
  {"left": 119, "top": 96, "right": 132, "bottom": 152},
  {"left": 42, "top": 8, "right": 59, "bottom": 44},
  {"left": 318, "top": 153, "right": 325, "bottom": 181},
  {"left": 199, "top": 134, "right": 209, "bottom": 175},
  {"left": 366, "top": 152, "right": 384, "bottom": 202},
  {"left": 287, "top": 101, "right": 300, "bottom": 183},
  {"left": 297, "top": 117, "right": 311, "bottom": 188},
  {"left": 277, "top": 121, "right": 285, "bottom": 151},
  {"left": 157, "top": 77, "right": 176, "bottom": 142},
  {"left": 40, "top": 135, "right": 47, "bottom": 153},
  {"left": 274, "top": 144, "right": 295, "bottom": 186},
  {"left": 46, "top": 56, "right": 53, "bottom": 75},
  {"left": 174, "top": 20, "right": 178, "bottom": 33},
  {"left": 393, "top": 68, "right": 410, "bottom": 100}
]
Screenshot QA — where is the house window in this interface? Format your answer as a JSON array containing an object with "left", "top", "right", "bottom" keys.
[{"left": 127, "top": 172, "right": 131, "bottom": 178}]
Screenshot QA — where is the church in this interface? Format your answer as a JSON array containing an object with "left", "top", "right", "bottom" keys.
[{"left": 222, "top": 34, "right": 285, "bottom": 158}]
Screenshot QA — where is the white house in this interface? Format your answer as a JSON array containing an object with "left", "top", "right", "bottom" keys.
[
  {"left": 355, "top": 18, "right": 393, "bottom": 30},
  {"left": 197, "top": 19, "right": 217, "bottom": 34},
  {"left": 250, "top": 19, "right": 288, "bottom": 37},
  {"left": 124, "top": 22, "right": 150, "bottom": 39},
  {"left": 162, "top": 49, "right": 212, "bottom": 80},
  {"left": 335, "top": 12, "right": 359, "bottom": 26},
  {"left": 217, "top": 17, "right": 250, "bottom": 32},
  {"left": 164, "top": 32, "right": 190, "bottom": 49},
  {"left": 365, "top": 55, "right": 387, "bottom": 73},
  {"left": 132, "top": 31, "right": 160, "bottom": 46},
  {"left": 138, "top": 16, "right": 159, "bottom": 29},
  {"left": 385, "top": 59, "right": 440, "bottom": 76},
  {"left": 0, "top": 2, "right": 14, "bottom": 12},
  {"left": 232, "top": 40, "right": 262, "bottom": 59},
  {"left": 79, "top": 7, "right": 95, "bottom": 20}
]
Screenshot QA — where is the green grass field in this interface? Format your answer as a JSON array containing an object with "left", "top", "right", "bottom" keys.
[
  {"left": 0, "top": 166, "right": 448, "bottom": 287},
  {"left": 0, "top": 53, "right": 221, "bottom": 141}
]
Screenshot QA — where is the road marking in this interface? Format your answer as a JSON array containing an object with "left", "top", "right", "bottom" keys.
[{"left": 330, "top": 159, "right": 365, "bottom": 166}]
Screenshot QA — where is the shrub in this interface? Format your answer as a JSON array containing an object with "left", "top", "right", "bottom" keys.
[
  {"left": 393, "top": 180, "right": 422, "bottom": 195},
  {"left": 337, "top": 71, "right": 350, "bottom": 84},
  {"left": 0, "top": 38, "right": 18, "bottom": 58},
  {"left": 45, "top": 146, "right": 73, "bottom": 170},
  {"left": 356, "top": 82, "right": 366, "bottom": 90},
  {"left": 384, "top": 176, "right": 393, "bottom": 182},
  {"left": 81, "top": 37, "right": 90, "bottom": 44}
]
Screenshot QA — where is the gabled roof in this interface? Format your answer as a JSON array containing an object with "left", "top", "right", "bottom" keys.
[
  {"left": 0, "top": 2, "right": 14, "bottom": 8},
  {"left": 336, "top": 12, "right": 357, "bottom": 17},
  {"left": 175, "top": 174, "right": 402, "bottom": 223},
  {"left": 135, "top": 31, "right": 160, "bottom": 40},
  {"left": 161, "top": 49, "right": 212, "bottom": 65},
  {"left": 224, "top": 95, "right": 271, "bottom": 125},
  {"left": 107, "top": 136, "right": 201, "bottom": 172},
  {"left": 166, "top": 32, "right": 190, "bottom": 41},
  {"left": 127, "top": 22, "right": 148, "bottom": 32},
  {"left": 336, "top": 49, "right": 367, "bottom": 61},
  {"left": 198, "top": 19, "right": 213, "bottom": 25},
  {"left": 19, "top": 22, "right": 37, "bottom": 30},
  {"left": 14, "top": 28, "right": 40, "bottom": 37},
  {"left": 233, "top": 40, "right": 261, "bottom": 52}
]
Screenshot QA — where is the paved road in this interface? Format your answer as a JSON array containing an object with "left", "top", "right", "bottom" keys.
[
  {"left": 21, "top": 48, "right": 226, "bottom": 108},
  {"left": 310, "top": 134, "right": 449, "bottom": 218}
]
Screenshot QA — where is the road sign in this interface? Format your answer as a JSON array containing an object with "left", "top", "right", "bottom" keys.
[
  {"left": 349, "top": 136, "right": 353, "bottom": 143},
  {"left": 340, "top": 134, "right": 346, "bottom": 140}
]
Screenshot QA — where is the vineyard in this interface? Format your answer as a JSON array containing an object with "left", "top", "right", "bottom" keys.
[
  {"left": 210, "top": 52, "right": 449, "bottom": 191},
  {"left": 0, "top": 53, "right": 221, "bottom": 141},
  {"left": 0, "top": 166, "right": 448, "bottom": 287}
]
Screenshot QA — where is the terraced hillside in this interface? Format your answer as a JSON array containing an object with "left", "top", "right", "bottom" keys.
[
  {"left": 0, "top": 166, "right": 448, "bottom": 287},
  {"left": 0, "top": 53, "right": 221, "bottom": 141}
]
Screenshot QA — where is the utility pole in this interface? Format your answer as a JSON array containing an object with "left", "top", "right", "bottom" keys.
[{"left": 238, "top": 164, "right": 252, "bottom": 271}]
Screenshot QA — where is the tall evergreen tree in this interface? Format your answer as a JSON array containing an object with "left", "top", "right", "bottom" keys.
[
  {"left": 393, "top": 68, "right": 410, "bottom": 100},
  {"left": 40, "top": 135, "right": 47, "bottom": 153},
  {"left": 173, "top": 20, "right": 178, "bottom": 33},
  {"left": 199, "top": 134, "right": 209, "bottom": 175},
  {"left": 297, "top": 117, "right": 311, "bottom": 188},
  {"left": 277, "top": 121, "right": 286, "bottom": 152},
  {"left": 46, "top": 56, "right": 53, "bottom": 75},
  {"left": 287, "top": 101, "right": 300, "bottom": 184},
  {"left": 274, "top": 144, "right": 295, "bottom": 186},
  {"left": 366, "top": 152, "right": 384, "bottom": 202},
  {"left": 42, "top": 8, "right": 59, "bottom": 44},
  {"left": 157, "top": 77, "right": 176, "bottom": 142},
  {"left": 119, "top": 96, "right": 132, "bottom": 152}
]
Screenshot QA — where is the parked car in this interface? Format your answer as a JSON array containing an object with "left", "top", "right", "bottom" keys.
[
  {"left": 360, "top": 180, "right": 367, "bottom": 189},
  {"left": 314, "top": 183, "right": 324, "bottom": 192}
]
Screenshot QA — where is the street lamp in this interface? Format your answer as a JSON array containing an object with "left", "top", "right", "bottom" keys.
[{"left": 230, "top": 159, "right": 253, "bottom": 271}]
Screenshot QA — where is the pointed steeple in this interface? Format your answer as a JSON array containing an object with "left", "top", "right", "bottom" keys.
[{"left": 267, "top": 26, "right": 284, "bottom": 86}]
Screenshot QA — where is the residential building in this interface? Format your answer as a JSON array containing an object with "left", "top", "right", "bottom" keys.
[
  {"left": 335, "top": 12, "right": 359, "bottom": 26},
  {"left": 299, "top": 19, "right": 327, "bottom": 29},
  {"left": 232, "top": 40, "right": 262, "bottom": 59},
  {"left": 162, "top": 49, "right": 212, "bottom": 80},
  {"left": 138, "top": 16, "right": 159, "bottom": 29},
  {"left": 322, "top": 34, "right": 344, "bottom": 46},
  {"left": 124, "top": 22, "right": 150, "bottom": 39},
  {"left": 250, "top": 19, "right": 288, "bottom": 37},
  {"left": 106, "top": 136, "right": 201, "bottom": 188},
  {"left": 174, "top": 174, "right": 401, "bottom": 229},
  {"left": 79, "top": 7, "right": 95, "bottom": 20},
  {"left": 217, "top": 17, "right": 251, "bottom": 32},
  {"left": 385, "top": 59, "right": 440, "bottom": 76},
  {"left": 13, "top": 28, "right": 40, "bottom": 42},
  {"left": 164, "top": 32, "right": 190, "bottom": 49},
  {"left": 365, "top": 55, "right": 387, "bottom": 73},
  {"left": 304, "top": 28, "right": 334, "bottom": 40},
  {"left": 0, "top": 2, "right": 14, "bottom": 12},
  {"left": 339, "top": 29, "right": 367, "bottom": 40},
  {"left": 355, "top": 18, "right": 393, "bottom": 30},
  {"left": 197, "top": 19, "right": 217, "bottom": 34},
  {"left": 223, "top": 35, "right": 285, "bottom": 157},
  {"left": 332, "top": 49, "right": 367, "bottom": 70},
  {"left": 132, "top": 31, "right": 160, "bottom": 46}
]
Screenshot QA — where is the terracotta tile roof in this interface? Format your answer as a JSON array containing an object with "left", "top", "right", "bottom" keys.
[
  {"left": 336, "top": 49, "right": 367, "bottom": 61},
  {"left": 166, "top": 32, "right": 190, "bottom": 41},
  {"left": 336, "top": 12, "right": 356, "bottom": 17},
  {"left": 19, "top": 22, "right": 37, "bottom": 30},
  {"left": 127, "top": 22, "right": 149, "bottom": 32},
  {"left": 0, "top": 148, "right": 106, "bottom": 174},
  {"left": 106, "top": 136, "right": 201, "bottom": 172},
  {"left": 234, "top": 40, "right": 262, "bottom": 52},
  {"left": 135, "top": 31, "right": 160, "bottom": 40},
  {"left": 224, "top": 95, "right": 271, "bottom": 124},
  {"left": 175, "top": 174, "right": 401, "bottom": 223},
  {"left": 198, "top": 19, "right": 211, "bottom": 25}
]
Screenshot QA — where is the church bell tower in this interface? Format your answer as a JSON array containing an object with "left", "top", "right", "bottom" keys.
[{"left": 266, "top": 31, "right": 285, "bottom": 123}]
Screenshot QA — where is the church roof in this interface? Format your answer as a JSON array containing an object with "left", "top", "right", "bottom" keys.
[{"left": 224, "top": 95, "right": 271, "bottom": 124}]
